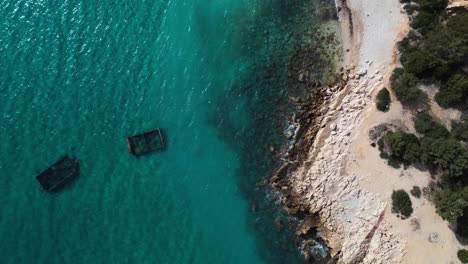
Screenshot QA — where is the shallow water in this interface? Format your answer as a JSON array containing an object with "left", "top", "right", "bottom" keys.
[{"left": 0, "top": 0, "right": 338, "bottom": 263}]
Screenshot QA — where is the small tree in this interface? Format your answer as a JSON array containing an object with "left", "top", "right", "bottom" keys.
[
  {"left": 458, "top": 249, "right": 468, "bottom": 263},
  {"left": 392, "top": 190, "right": 413, "bottom": 218},
  {"left": 414, "top": 112, "right": 450, "bottom": 138},
  {"left": 451, "top": 121, "right": 468, "bottom": 142},
  {"left": 411, "top": 186, "right": 422, "bottom": 198},
  {"left": 390, "top": 68, "right": 421, "bottom": 104},
  {"left": 418, "top": 0, "right": 448, "bottom": 13},
  {"left": 433, "top": 187, "right": 468, "bottom": 223},
  {"left": 384, "top": 131, "right": 421, "bottom": 167},
  {"left": 401, "top": 49, "right": 443, "bottom": 78},
  {"left": 456, "top": 207, "right": 468, "bottom": 238},
  {"left": 411, "top": 11, "right": 440, "bottom": 34},
  {"left": 376, "top": 88, "right": 391, "bottom": 112},
  {"left": 420, "top": 138, "right": 468, "bottom": 178},
  {"left": 435, "top": 74, "right": 468, "bottom": 108}
]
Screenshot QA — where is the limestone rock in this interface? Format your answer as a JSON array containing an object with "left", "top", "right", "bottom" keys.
[{"left": 282, "top": 73, "right": 405, "bottom": 263}]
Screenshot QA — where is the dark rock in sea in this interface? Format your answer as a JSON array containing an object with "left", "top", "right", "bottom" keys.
[
  {"left": 274, "top": 163, "right": 290, "bottom": 179},
  {"left": 304, "top": 251, "right": 311, "bottom": 262},
  {"left": 297, "top": 217, "right": 315, "bottom": 236},
  {"left": 250, "top": 199, "right": 258, "bottom": 212},
  {"left": 274, "top": 218, "right": 282, "bottom": 231},
  {"left": 256, "top": 178, "right": 269, "bottom": 187}
]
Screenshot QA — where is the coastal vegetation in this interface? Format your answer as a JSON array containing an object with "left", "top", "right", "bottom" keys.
[
  {"left": 376, "top": 87, "right": 391, "bottom": 112},
  {"left": 436, "top": 74, "right": 468, "bottom": 108},
  {"left": 458, "top": 249, "right": 468, "bottom": 263},
  {"left": 420, "top": 137, "right": 468, "bottom": 178},
  {"left": 433, "top": 187, "right": 468, "bottom": 223},
  {"left": 379, "top": 126, "right": 468, "bottom": 221},
  {"left": 389, "top": 68, "right": 421, "bottom": 103},
  {"left": 396, "top": 8, "right": 468, "bottom": 108},
  {"left": 452, "top": 120, "right": 468, "bottom": 141},
  {"left": 385, "top": 0, "right": 468, "bottom": 244},
  {"left": 379, "top": 131, "right": 421, "bottom": 168},
  {"left": 414, "top": 112, "right": 450, "bottom": 138},
  {"left": 392, "top": 189, "right": 413, "bottom": 218}
]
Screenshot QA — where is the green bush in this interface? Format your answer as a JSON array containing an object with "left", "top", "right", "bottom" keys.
[
  {"left": 390, "top": 68, "right": 421, "bottom": 103},
  {"left": 376, "top": 88, "right": 391, "bottom": 112},
  {"left": 414, "top": 112, "right": 450, "bottom": 138},
  {"left": 452, "top": 121, "right": 468, "bottom": 142},
  {"left": 392, "top": 190, "right": 413, "bottom": 218},
  {"left": 458, "top": 249, "right": 468, "bottom": 263},
  {"left": 417, "top": 0, "right": 448, "bottom": 13},
  {"left": 447, "top": 13, "right": 468, "bottom": 39},
  {"left": 420, "top": 137, "right": 468, "bottom": 178},
  {"left": 411, "top": 186, "right": 422, "bottom": 198},
  {"left": 397, "top": 37, "right": 410, "bottom": 55},
  {"left": 433, "top": 187, "right": 468, "bottom": 223},
  {"left": 403, "top": 4, "right": 419, "bottom": 15},
  {"left": 397, "top": 11, "right": 468, "bottom": 110},
  {"left": 456, "top": 207, "right": 468, "bottom": 238},
  {"left": 425, "top": 16, "right": 468, "bottom": 68},
  {"left": 378, "top": 137, "right": 401, "bottom": 168},
  {"left": 400, "top": 48, "right": 445, "bottom": 79},
  {"left": 411, "top": 11, "right": 440, "bottom": 34},
  {"left": 435, "top": 74, "right": 468, "bottom": 108},
  {"left": 384, "top": 131, "right": 421, "bottom": 167}
]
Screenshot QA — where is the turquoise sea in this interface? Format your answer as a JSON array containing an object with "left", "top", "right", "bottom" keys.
[{"left": 0, "top": 0, "right": 338, "bottom": 263}]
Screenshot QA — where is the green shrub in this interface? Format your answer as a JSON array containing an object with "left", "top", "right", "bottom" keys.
[
  {"left": 411, "top": 186, "right": 422, "bottom": 198},
  {"left": 458, "top": 249, "right": 468, "bottom": 263},
  {"left": 435, "top": 74, "right": 468, "bottom": 108},
  {"left": 420, "top": 138, "right": 468, "bottom": 178},
  {"left": 397, "top": 37, "right": 411, "bottom": 55},
  {"left": 456, "top": 207, "right": 468, "bottom": 238},
  {"left": 390, "top": 68, "right": 421, "bottom": 103},
  {"left": 447, "top": 13, "right": 468, "bottom": 39},
  {"left": 425, "top": 21, "right": 467, "bottom": 68},
  {"left": 400, "top": 49, "right": 443, "bottom": 78},
  {"left": 397, "top": 11, "right": 468, "bottom": 110},
  {"left": 433, "top": 187, "right": 468, "bottom": 223},
  {"left": 414, "top": 112, "right": 450, "bottom": 138},
  {"left": 392, "top": 190, "right": 413, "bottom": 218},
  {"left": 376, "top": 88, "right": 391, "bottom": 112},
  {"left": 452, "top": 121, "right": 468, "bottom": 142},
  {"left": 384, "top": 131, "right": 421, "bottom": 167},
  {"left": 378, "top": 137, "right": 401, "bottom": 168},
  {"left": 417, "top": 0, "right": 448, "bottom": 13},
  {"left": 404, "top": 4, "right": 418, "bottom": 15},
  {"left": 411, "top": 11, "right": 440, "bottom": 34}
]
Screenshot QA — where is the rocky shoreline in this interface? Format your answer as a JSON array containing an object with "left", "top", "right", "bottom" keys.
[
  {"left": 264, "top": 0, "right": 468, "bottom": 262},
  {"left": 264, "top": 0, "right": 410, "bottom": 262},
  {"left": 269, "top": 64, "right": 404, "bottom": 263},
  {"left": 258, "top": 51, "right": 351, "bottom": 264}
]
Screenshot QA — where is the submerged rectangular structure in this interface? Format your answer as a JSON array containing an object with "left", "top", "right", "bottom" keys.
[
  {"left": 36, "top": 155, "right": 80, "bottom": 191},
  {"left": 126, "top": 128, "right": 165, "bottom": 156}
]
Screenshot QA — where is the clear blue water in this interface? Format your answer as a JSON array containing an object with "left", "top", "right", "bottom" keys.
[{"left": 0, "top": 0, "right": 336, "bottom": 263}]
